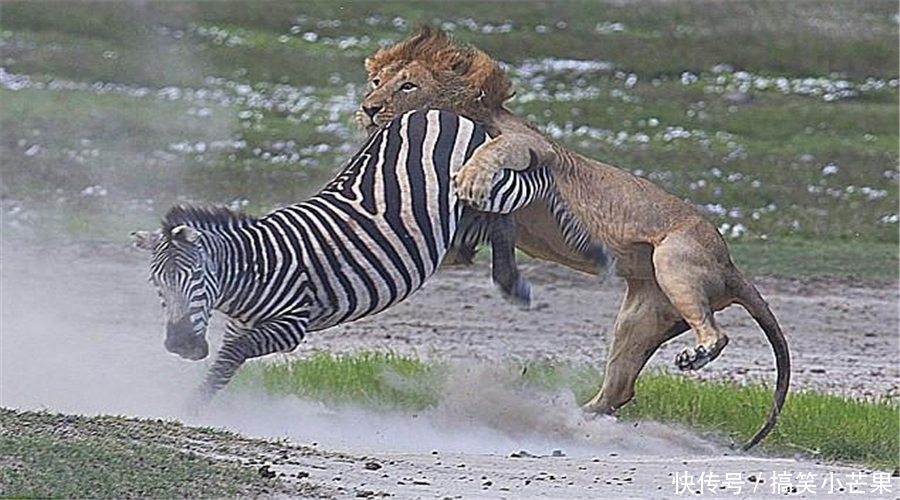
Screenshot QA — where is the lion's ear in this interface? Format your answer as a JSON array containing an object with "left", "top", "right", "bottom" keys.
[
  {"left": 364, "top": 56, "right": 378, "bottom": 75},
  {"left": 409, "top": 25, "right": 434, "bottom": 45}
]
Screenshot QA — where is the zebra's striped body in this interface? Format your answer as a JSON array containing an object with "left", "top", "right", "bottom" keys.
[
  {"left": 136, "top": 109, "right": 581, "bottom": 397},
  {"left": 265, "top": 109, "right": 516, "bottom": 330}
]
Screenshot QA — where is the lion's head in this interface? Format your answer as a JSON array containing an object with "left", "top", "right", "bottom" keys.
[{"left": 358, "top": 26, "right": 512, "bottom": 134}]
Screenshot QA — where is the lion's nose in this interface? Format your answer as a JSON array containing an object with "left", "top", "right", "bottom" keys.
[{"left": 362, "top": 105, "right": 382, "bottom": 119}]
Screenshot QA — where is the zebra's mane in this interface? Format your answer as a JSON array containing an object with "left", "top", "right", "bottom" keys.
[{"left": 162, "top": 204, "right": 257, "bottom": 233}]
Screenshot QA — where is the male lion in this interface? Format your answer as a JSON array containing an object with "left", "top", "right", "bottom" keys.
[{"left": 358, "top": 26, "right": 789, "bottom": 450}]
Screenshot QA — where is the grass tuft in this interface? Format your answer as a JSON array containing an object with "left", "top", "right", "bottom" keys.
[{"left": 233, "top": 351, "right": 440, "bottom": 409}]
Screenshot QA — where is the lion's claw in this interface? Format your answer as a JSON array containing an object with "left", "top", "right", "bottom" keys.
[
  {"left": 676, "top": 345, "right": 711, "bottom": 371},
  {"left": 675, "top": 336, "right": 729, "bottom": 371},
  {"left": 453, "top": 167, "right": 495, "bottom": 208}
]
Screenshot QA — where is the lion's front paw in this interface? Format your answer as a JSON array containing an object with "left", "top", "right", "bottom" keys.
[{"left": 452, "top": 165, "right": 495, "bottom": 208}]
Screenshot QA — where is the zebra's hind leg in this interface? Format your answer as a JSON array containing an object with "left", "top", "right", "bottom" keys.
[{"left": 489, "top": 214, "right": 531, "bottom": 309}]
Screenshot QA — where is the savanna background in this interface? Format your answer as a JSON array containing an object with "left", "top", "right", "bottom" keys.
[{"left": 1, "top": 1, "right": 898, "bottom": 498}]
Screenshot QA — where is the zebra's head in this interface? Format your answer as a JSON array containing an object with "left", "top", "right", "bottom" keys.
[{"left": 132, "top": 211, "right": 218, "bottom": 361}]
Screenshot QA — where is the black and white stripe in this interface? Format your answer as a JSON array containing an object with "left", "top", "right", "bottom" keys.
[
  {"left": 483, "top": 162, "right": 595, "bottom": 258},
  {"left": 145, "top": 109, "right": 579, "bottom": 397}
]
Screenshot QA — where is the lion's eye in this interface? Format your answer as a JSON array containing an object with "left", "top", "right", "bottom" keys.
[
  {"left": 399, "top": 81, "right": 417, "bottom": 92},
  {"left": 371, "top": 78, "right": 381, "bottom": 88}
]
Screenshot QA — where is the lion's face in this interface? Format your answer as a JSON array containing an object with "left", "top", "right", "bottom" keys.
[
  {"left": 359, "top": 26, "right": 511, "bottom": 134},
  {"left": 358, "top": 61, "right": 451, "bottom": 134}
]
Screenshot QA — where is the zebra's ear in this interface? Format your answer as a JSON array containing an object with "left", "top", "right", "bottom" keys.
[
  {"left": 171, "top": 225, "right": 201, "bottom": 243},
  {"left": 131, "top": 230, "right": 160, "bottom": 251}
]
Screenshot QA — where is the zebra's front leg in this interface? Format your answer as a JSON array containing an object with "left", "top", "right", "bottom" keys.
[
  {"left": 489, "top": 215, "right": 531, "bottom": 309},
  {"left": 194, "top": 315, "right": 308, "bottom": 403}
]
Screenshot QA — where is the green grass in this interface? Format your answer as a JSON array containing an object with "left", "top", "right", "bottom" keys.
[
  {"left": 0, "top": 0, "right": 896, "bottom": 273},
  {"left": 0, "top": 409, "right": 289, "bottom": 499},
  {"left": 729, "top": 238, "right": 900, "bottom": 282},
  {"left": 234, "top": 351, "right": 439, "bottom": 409},
  {"left": 3, "top": 0, "right": 895, "bottom": 78},
  {"left": 232, "top": 351, "right": 900, "bottom": 470},
  {"left": 620, "top": 374, "right": 899, "bottom": 469}
]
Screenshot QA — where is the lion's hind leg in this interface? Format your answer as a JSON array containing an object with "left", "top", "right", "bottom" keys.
[
  {"left": 583, "top": 278, "right": 686, "bottom": 414},
  {"left": 652, "top": 233, "right": 730, "bottom": 371}
]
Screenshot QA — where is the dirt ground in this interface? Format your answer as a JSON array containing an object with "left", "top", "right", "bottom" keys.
[{"left": 1, "top": 240, "right": 898, "bottom": 499}]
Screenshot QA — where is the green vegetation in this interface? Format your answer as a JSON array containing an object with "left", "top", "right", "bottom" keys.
[
  {"left": 0, "top": 408, "right": 294, "bottom": 499},
  {"left": 621, "top": 373, "right": 899, "bottom": 470},
  {"left": 729, "top": 238, "right": 900, "bottom": 282},
  {"left": 234, "top": 351, "right": 439, "bottom": 409},
  {"left": 2, "top": 1, "right": 896, "bottom": 79},
  {"left": 0, "top": 3, "right": 895, "bottom": 493},
  {"left": 0, "top": 0, "right": 896, "bottom": 277},
  {"left": 232, "top": 351, "right": 900, "bottom": 470}
]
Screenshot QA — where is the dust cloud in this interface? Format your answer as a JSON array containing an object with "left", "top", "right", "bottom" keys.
[
  {"left": 198, "top": 364, "right": 722, "bottom": 459},
  {"left": 0, "top": 238, "right": 722, "bottom": 460}
]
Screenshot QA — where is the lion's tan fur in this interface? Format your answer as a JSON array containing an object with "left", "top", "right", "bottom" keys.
[
  {"left": 365, "top": 26, "right": 511, "bottom": 123},
  {"left": 360, "top": 27, "right": 790, "bottom": 449}
]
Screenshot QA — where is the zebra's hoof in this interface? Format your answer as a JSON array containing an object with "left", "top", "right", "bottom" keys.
[
  {"left": 184, "top": 386, "right": 215, "bottom": 416},
  {"left": 500, "top": 279, "right": 531, "bottom": 310},
  {"left": 585, "top": 243, "right": 615, "bottom": 280}
]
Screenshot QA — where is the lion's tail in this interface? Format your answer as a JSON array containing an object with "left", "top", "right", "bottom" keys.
[{"left": 733, "top": 276, "right": 791, "bottom": 451}]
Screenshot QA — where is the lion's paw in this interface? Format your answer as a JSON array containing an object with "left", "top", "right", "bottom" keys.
[
  {"left": 675, "top": 345, "right": 712, "bottom": 371},
  {"left": 452, "top": 166, "right": 495, "bottom": 208},
  {"left": 581, "top": 399, "right": 617, "bottom": 416},
  {"left": 675, "top": 336, "right": 728, "bottom": 371}
]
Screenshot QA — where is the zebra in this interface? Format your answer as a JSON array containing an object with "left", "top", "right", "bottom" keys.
[{"left": 132, "top": 109, "right": 606, "bottom": 399}]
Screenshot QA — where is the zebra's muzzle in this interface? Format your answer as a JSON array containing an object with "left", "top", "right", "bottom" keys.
[{"left": 165, "top": 315, "right": 209, "bottom": 361}]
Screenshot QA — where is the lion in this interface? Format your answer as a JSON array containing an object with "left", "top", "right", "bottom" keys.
[{"left": 357, "top": 26, "right": 790, "bottom": 450}]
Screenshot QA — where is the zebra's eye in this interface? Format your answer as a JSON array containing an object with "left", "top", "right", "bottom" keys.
[{"left": 399, "top": 81, "right": 417, "bottom": 92}]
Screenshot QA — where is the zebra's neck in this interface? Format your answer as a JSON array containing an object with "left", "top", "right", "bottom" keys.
[
  {"left": 208, "top": 220, "right": 277, "bottom": 320},
  {"left": 204, "top": 229, "right": 234, "bottom": 313}
]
